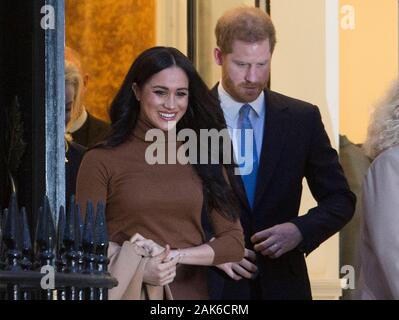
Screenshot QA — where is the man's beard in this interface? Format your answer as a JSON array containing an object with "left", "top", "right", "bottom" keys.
[{"left": 223, "top": 75, "right": 265, "bottom": 103}]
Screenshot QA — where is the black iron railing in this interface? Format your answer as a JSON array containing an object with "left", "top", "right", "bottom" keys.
[{"left": 0, "top": 193, "right": 117, "bottom": 300}]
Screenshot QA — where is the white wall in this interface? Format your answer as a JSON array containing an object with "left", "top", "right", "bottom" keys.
[
  {"left": 271, "top": 0, "right": 342, "bottom": 299},
  {"left": 195, "top": 0, "right": 255, "bottom": 87},
  {"left": 156, "top": 0, "right": 187, "bottom": 54}
]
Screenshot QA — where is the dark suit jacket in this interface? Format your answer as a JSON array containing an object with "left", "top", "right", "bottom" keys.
[
  {"left": 206, "top": 87, "right": 356, "bottom": 300},
  {"left": 71, "top": 112, "right": 110, "bottom": 148}
]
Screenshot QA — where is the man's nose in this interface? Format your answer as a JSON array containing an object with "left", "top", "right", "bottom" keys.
[{"left": 245, "top": 65, "right": 257, "bottom": 83}]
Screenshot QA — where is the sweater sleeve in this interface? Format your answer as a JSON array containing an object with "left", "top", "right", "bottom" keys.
[
  {"left": 206, "top": 210, "right": 245, "bottom": 265},
  {"left": 76, "top": 149, "right": 110, "bottom": 215}
]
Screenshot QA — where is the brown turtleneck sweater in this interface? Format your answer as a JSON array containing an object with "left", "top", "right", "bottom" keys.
[{"left": 76, "top": 119, "right": 244, "bottom": 299}]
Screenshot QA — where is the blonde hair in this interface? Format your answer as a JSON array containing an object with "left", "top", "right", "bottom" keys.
[
  {"left": 363, "top": 79, "right": 399, "bottom": 160},
  {"left": 65, "top": 60, "right": 84, "bottom": 131},
  {"left": 215, "top": 6, "right": 276, "bottom": 54},
  {"left": 65, "top": 46, "right": 84, "bottom": 74}
]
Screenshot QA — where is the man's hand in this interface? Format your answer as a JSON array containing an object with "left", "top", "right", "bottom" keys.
[
  {"left": 216, "top": 248, "right": 258, "bottom": 280},
  {"left": 251, "top": 222, "right": 303, "bottom": 259}
]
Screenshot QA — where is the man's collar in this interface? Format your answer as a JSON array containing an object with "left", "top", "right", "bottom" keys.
[
  {"left": 218, "top": 82, "right": 265, "bottom": 120},
  {"left": 67, "top": 108, "right": 88, "bottom": 133}
]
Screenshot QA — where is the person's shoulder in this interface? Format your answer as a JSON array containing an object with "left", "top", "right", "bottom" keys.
[
  {"left": 87, "top": 112, "right": 111, "bottom": 129},
  {"left": 69, "top": 140, "right": 87, "bottom": 154},
  {"left": 268, "top": 90, "right": 316, "bottom": 108},
  {"left": 82, "top": 145, "right": 112, "bottom": 164},
  {"left": 372, "top": 144, "right": 399, "bottom": 167},
  {"left": 268, "top": 90, "right": 318, "bottom": 115},
  {"left": 366, "top": 145, "right": 399, "bottom": 180}
]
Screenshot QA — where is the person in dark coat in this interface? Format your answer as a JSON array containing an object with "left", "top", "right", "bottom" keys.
[
  {"left": 65, "top": 60, "right": 87, "bottom": 201},
  {"left": 205, "top": 7, "right": 356, "bottom": 300},
  {"left": 65, "top": 47, "right": 110, "bottom": 148}
]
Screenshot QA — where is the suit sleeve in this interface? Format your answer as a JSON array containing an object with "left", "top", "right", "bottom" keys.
[
  {"left": 76, "top": 149, "right": 110, "bottom": 216},
  {"left": 290, "top": 106, "right": 356, "bottom": 254},
  {"left": 362, "top": 150, "right": 399, "bottom": 298}
]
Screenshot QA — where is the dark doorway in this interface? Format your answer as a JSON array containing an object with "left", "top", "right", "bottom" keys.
[{"left": 0, "top": 0, "right": 46, "bottom": 226}]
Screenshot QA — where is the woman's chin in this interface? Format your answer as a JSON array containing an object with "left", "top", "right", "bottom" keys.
[{"left": 158, "top": 120, "right": 178, "bottom": 131}]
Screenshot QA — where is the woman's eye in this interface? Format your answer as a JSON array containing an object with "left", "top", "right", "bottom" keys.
[
  {"left": 177, "top": 91, "right": 188, "bottom": 97},
  {"left": 154, "top": 90, "right": 167, "bottom": 95}
]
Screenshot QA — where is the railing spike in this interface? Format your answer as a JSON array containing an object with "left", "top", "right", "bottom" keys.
[
  {"left": 56, "top": 205, "right": 67, "bottom": 300},
  {"left": 74, "top": 203, "right": 84, "bottom": 300},
  {"left": 83, "top": 201, "right": 95, "bottom": 251},
  {"left": 20, "top": 207, "right": 33, "bottom": 270},
  {"left": 64, "top": 196, "right": 79, "bottom": 300},
  {"left": 34, "top": 196, "right": 56, "bottom": 300},
  {"left": 82, "top": 200, "right": 96, "bottom": 300},
  {"left": 20, "top": 207, "right": 33, "bottom": 300},
  {"left": 0, "top": 195, "right": 117, "bottom": 300},
  {"left": 57, "top": 205, "right": 66, "bottom": 257},
  {"left": 3, "top": 193, "right": 22, "bottom": 299},
  {"left": 94, "top": 201, "right": 109, "bottom": 300}
]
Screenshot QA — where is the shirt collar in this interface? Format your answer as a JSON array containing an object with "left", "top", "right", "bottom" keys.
[
  {"left": 67, "top": 108, "right": 88, "bottom": 133},
  {"left": 218, "top": 82, "right": 265, "bottom": 122}
]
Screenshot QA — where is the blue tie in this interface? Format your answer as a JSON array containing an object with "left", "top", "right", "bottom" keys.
[{"left": 239, "top": 104, "right": 259, "bottom": 209}]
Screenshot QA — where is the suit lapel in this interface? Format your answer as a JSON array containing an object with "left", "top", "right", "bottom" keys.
[
  {"left": 254, "top": 90, "right": 290, "bottom": 208},
  {"left": 211, "top": 85, "right": 291, "bottom": 211}
]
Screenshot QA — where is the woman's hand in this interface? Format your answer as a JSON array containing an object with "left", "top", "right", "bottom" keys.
[
  {"left": 135, "top": 239, "right": 165, "bottom": 257},
  {"left": 143, "top": 245, "right": 179, "bottom": 286},
  {"left": 163, "top": 249, "right": 181, "bottom": 262}
]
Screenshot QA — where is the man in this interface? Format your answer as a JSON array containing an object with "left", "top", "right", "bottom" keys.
[
  {"left": 65, "top": 47, "right": 110, "bottom": 148},
  {"left": 206, "top": 7, "right": 355, "bottom": 300},
  {"left": 65, "top": 60, "right": 87, "bottom": 202}
]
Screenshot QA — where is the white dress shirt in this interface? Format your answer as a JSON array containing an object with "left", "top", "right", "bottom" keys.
[{"left": 217, "top": 82, "right": 266, "bottom": 166}]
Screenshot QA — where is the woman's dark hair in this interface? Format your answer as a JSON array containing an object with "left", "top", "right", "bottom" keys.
[{"left": 104, "top": 46, "right": 241, "bottom": 221}]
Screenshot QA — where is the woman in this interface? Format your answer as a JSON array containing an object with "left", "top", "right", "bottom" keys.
[
  {"left": 358, "top": 79, "right": 399, "bottom": 299},
  {"left": 76, "top": 47, "right": 245, "bottom": 300}
]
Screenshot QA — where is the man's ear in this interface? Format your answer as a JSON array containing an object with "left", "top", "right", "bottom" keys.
[
  {"left": 132, "top": 83, "right": 140, "bottom": 101},
  {"left": 214, "top": 47, "right": 223, "bottom": 66}
]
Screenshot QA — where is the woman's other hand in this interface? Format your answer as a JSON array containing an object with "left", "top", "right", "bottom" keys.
[
  {"left": 134, "top": 238, "right": 165, "bottom": 257},
  {"left": 143, "top": 245, "right": 179, "bottom": 286}
]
